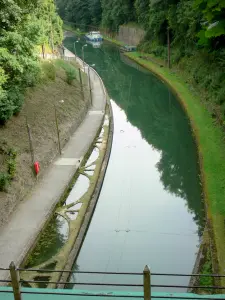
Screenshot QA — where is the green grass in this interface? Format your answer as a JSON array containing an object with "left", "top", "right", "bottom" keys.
[
  {"left": 120, "top": 22, "right": 143, "bottom": 29},
  {"left": 41, "top": 61, "right": 56, "bottom": 81},
  {"left": 63, "top": 23, "right": 85, "bottom": 36},
  {"left": 54, "top": 59, "right": 77, "bottom": 74},
  {"left": 126, "top": 51, "right": 225, "bottom": 281},
  {"left": 54, "top": 60, "right": 78, "bottom": 85},
  {"left": 103, "top": 36, "right": 125, "bottom": 47},
  {"left": 199, "top": 249, "right": 213, "bottom": 291}
]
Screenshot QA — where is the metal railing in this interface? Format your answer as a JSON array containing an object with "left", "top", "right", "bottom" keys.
[{"left": 1, "top": 262, "right": 225, "bottom": 300}]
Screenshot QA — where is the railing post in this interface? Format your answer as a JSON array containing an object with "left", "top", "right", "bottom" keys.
[
  {"left": 9, "top": 261, "right": 22, "bottom": 300},
  {"left": 88, "top": 66, "right": 93, "bottom": 106},
  {"left": 143, "top": 265, "right": 151, "bottom": 300},
  {"left": 25, "top": 116, "right": 34, "bottom": 166},
  {"left": 78, "top": 68, "right": 85, "bottom": 101},
  {"left": 54, "top": 104, "right": 61, "bottom": 155}
]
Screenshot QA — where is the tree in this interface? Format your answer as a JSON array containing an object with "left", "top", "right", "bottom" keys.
[
  {"left": 134, "top": 0, "right": 149, "bottom": 29},
  {"left": 0, "top": 0, "right": 63, "bottom": 123},
  {"left": 89, "top": 0, "right": 102, "bottom": 26},
  {"left": 195, "top": 0, "right": 225, "bottom": 47},
  {"left": 101, "top": 0, "right": 135, "bottom": 31}
]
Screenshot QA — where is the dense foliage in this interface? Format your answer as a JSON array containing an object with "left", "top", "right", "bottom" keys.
[
  {"left": 56, "top": 0, "right": 102, "bottom": 29},
  {"left": 58, "top": 0, "right": 225, "bottom": 117},
  {"left": 57, "top": 0, "right": 225, "bottom": 42},
  {"left": 0, "top": 144, "right": 17, "bottom": 191},
  {"left": 0, "top": 0, "right": 63, "bottom": 124}
]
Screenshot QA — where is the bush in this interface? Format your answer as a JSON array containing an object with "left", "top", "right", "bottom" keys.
[
  {"left": 41, "top": 61, "right": 56, "bottom": 81},
  {"left": 22, "top": 62, "right": 41, "bottom": 88},
  {"left": 7, "top": 87, "right": 24, "bottom": 115},
  {"left": 65, "top": 68, "right": 76, "bottom": 85},
  {"left": 0, "top": 173, "right": 10, "bottom": 191},
  {"left": 54, "top": 60, "right": 77, "bottom": 84},
  {"left": 152, "top": 46, "right": 167, "bottom": 58},
  {"left": 0, "top": 91, "right": 14, "bottom": 125},
  {"left": 7, "top": 147, "right": 17, "bottom": 179},
  {"left": 7, "top": 159, "right": 16, "bottom": 179},
  {"left": 8, "top": 147, "right": 17, "bottom": 159}
]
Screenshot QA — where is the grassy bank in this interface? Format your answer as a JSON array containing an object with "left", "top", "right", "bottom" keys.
[
  {"left": 126, "top": 51, "right": 225, "bottom": 280},
  {"left": 63, "top": 22, "right": 85, "bottom": 36},
  {"left": 0, "top": 60, "right": 89, "bottom": 229},
  {"left": 103, "top": 36, "right": 125, "bottom": 47}
]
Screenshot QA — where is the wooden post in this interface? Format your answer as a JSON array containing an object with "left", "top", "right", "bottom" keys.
[
  {"left": 9, "top": 262, "right": 22, "bottom": 300},
  {"left": 54, "top": 105, "right": 61, "bottom": 155},
  {"left": 41, "top": 45, "right": 45, "bottom": 59},
  {"left": 78, "top": 68, "right": 85, "bottom": 101},
  {"left": 167, "top": 27, "right": 171, "bottom": 69},
  {"left": 82, "top": 47, "right": 85, "bottom": 70},
  {"left": 73, "top": 42, "right": 77, "bottom": 61},
  {"left": 143, "top": 265, "right": 151, "bottom": 300},
  {"left": 25, "top": 116, "right": 34, "bottom": 165},
  {"left": 88, "top": 66, "right": 92, "bottom": 106}
]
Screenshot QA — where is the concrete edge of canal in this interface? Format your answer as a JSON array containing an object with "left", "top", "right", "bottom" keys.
[
  {"left": 123, "top": 52, "right": 219, "bottom": 290},
  {"left": 56, "top": 65, "right": 114, "bottom": 288}
]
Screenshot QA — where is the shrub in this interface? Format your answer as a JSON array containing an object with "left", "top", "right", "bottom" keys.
[
  {"left": 0, "top": 91, "right": 14, "bottom": 125},
  {"left": 41, "top": 61, "right": 56, "bottom": 81},
  {"left": 65, "top": 68, "right": 76, "bottom": 85},
  {"left": 8, "top": 147, "right": 17, "bottom": 159},
  {"left": 7, "top": 159, "right": 16, "bottom": 179},
  {"left": 152, "top": 45, "right": 167, "bottom": 58},
  {"left": 7, "top": 87, "right": 24, "bottom": 115},
  {"left": 0, "top": 172, "right": 10, "bottom": 191},
  {"left": 0, "top": 139, "right": 8, "bottom": 154},
  {"left": 54, "top": 60, "right": 77, "bottom": 84},
  {"left": 7, "top": 147, "right": 17, "bottom": 179},
  {"left": 22, "top": 62, "right": 41, "bottom": 87}
]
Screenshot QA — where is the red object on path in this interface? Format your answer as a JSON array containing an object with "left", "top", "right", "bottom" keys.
[{"left": 34, "top": 161, "right": 40, "bottom": 175}]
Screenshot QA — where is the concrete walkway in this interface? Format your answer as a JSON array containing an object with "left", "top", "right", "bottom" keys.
[{"left": 0, "top": 51, "right": 106, "bottom": 281}]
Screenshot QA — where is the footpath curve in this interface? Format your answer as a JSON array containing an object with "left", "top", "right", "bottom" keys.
[{"left": 0, "top": 49, "right": 106, "bottom": 281}]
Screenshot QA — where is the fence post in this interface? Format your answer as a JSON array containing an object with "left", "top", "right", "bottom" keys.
[
  {"left": 143, "top": 265, "right": 151, "bottom": 300},
  {"left": 9, "top": 261, "right": 22, "bottom": 300},
  {"left": 25, "top": 116, "right": 34, "bottom": 166},
  {"left": 78, "top": 68, "right": 85, "bottom": 101},
  {"left": 54, "top": 105, "right": 61, "bottom": 155},
  {"left": 88, "top": 66, "right": 93, "bottom": 106}
]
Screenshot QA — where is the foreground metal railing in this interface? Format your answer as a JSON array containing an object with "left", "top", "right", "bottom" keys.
[{"left": 0, "top": 262, "right": 225, "bottom": 300}]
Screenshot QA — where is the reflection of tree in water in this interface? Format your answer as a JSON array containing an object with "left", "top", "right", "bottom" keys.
[
  {"left": 26, "top": 215, "right": 68, "bottom": 268},
  {"left": 64, "top": 38, "right": 205, "bottom": 234}
]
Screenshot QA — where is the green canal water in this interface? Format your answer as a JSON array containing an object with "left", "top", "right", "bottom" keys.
[{"left": 64, "top": 38, "right": 205, "bottom": 292}]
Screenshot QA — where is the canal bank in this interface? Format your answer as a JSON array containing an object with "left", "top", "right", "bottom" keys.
[
  {"left": 125, "top": 52, "right": 225, "bottom": 283},
  {"left": 0, "top": 51, "right": 108, "bottom": 283},
  {"left": 19, "top": 53, "right": 114, "bottom": 288},
  {"left": 63, "top": 37, "right": 205, "bottom": 292}
]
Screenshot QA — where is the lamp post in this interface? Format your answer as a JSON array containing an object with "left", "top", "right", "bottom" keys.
[
  {"left": 73, "top": 40, "right": 79, "bottom": 61},
  {"left": 82, "top": 44, "right": 87, "bottom": 69},
  {"left": 88, "top": 66, "right": 92, "bottom": 106}
]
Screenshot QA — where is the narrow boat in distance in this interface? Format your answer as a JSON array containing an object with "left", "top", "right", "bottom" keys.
[{"left": 85, "top": 31, "right": 103, "bottom": 42}]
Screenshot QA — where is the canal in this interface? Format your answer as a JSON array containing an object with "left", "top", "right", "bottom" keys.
[{"left": 63, "top": 38, "right": 205, "bottom": 292}]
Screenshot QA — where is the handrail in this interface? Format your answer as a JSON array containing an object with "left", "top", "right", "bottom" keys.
[{"left": 0, "top": 262, "right": 225, "bottom": 300}]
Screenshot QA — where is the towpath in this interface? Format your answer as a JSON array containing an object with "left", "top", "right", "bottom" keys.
[{"left": 0, "top": 50, "right": 106, "bottom": 281}]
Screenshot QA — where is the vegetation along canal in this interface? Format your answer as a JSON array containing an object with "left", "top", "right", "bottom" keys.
[{"left": 62, "top": 37, "right": 206, "bottom": 292}]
